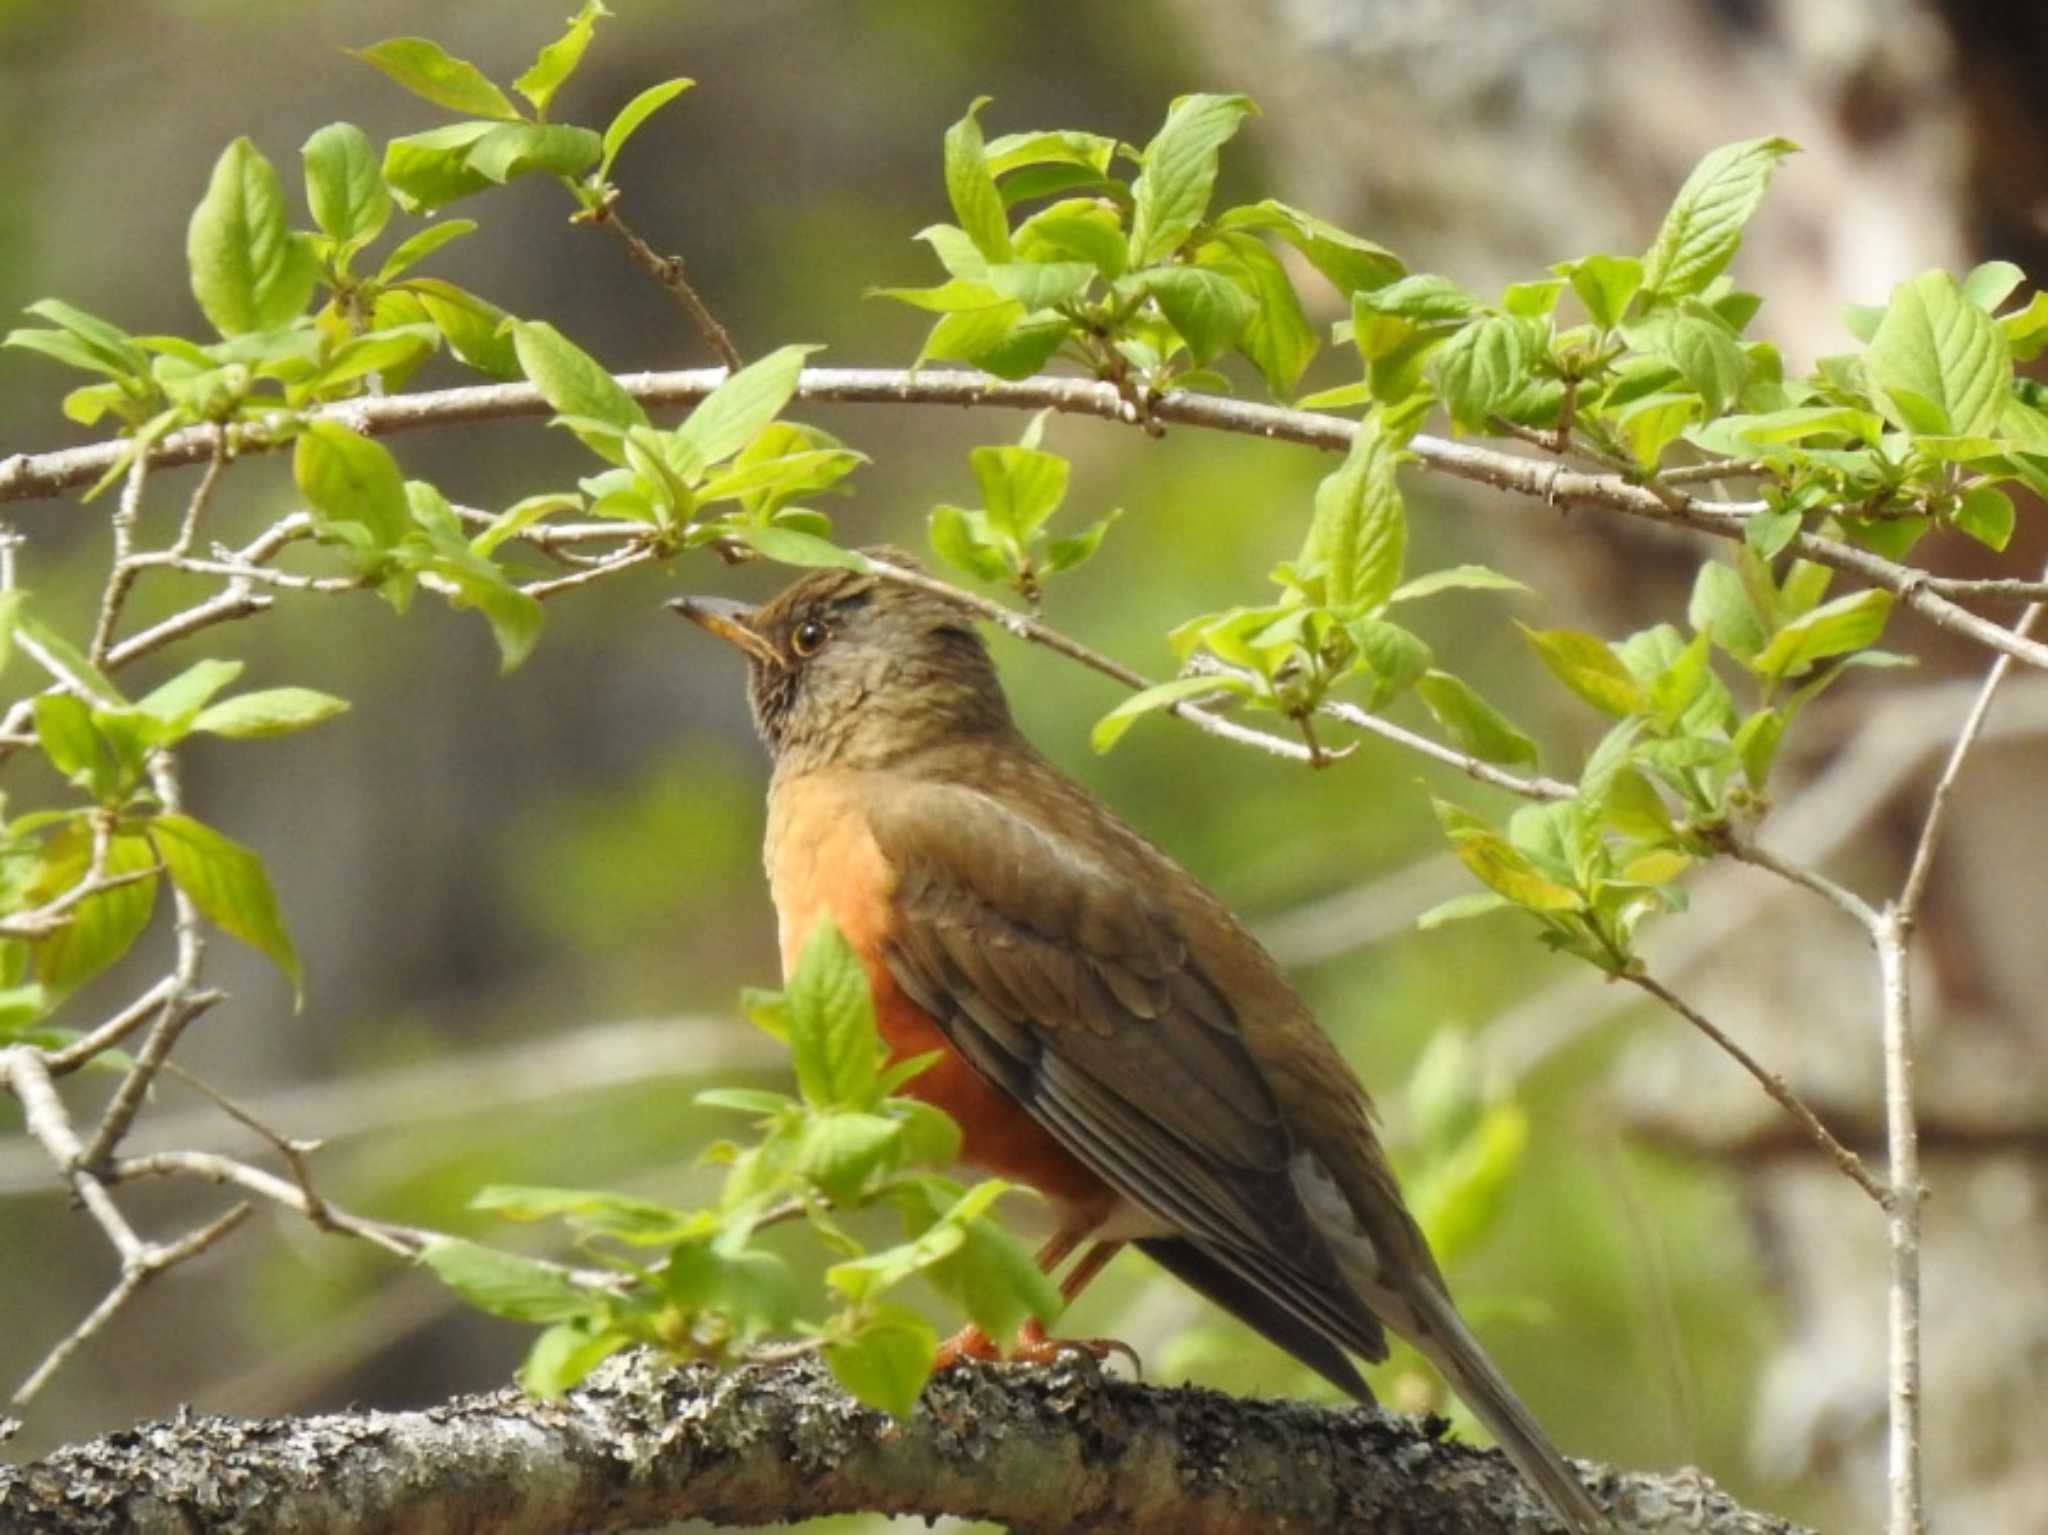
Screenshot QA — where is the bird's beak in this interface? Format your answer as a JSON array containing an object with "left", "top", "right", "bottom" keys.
[{"left": 669, "top": 595, "right": 783, "bottom": 668}]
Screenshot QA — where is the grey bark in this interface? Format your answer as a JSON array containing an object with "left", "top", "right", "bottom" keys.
[{"left": 0, "top": 1352, "right": 1806, "bottom": 1535}]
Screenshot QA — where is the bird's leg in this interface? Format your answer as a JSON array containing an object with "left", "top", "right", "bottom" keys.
[{"left": 1011, "top": 1238, "right": 1142, "bottom": 1374}]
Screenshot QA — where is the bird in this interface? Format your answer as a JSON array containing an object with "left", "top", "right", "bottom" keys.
[{"left": 674, "top": 554, "right": 1606, "bottom": 1533}]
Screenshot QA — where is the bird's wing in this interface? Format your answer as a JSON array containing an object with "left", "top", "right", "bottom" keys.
[{"left": 865, "top": 777, "right": 1388, "bottom": 1371}]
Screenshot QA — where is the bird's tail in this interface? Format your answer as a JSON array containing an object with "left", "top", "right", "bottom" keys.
[{"left": 1403, "top": 1279, "right": 1608, "bottom": 1533}]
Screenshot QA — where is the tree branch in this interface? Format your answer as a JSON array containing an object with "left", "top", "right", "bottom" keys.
[
  {"left": 4, "top": 369, "right": 2043, "bottom": 672},
  {"left": 0, "top": 1353, "right": 1808, "bottom": 1535}
]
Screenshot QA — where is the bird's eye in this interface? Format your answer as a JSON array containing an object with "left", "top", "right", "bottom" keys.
[{"left": 790, "top": 617, "right": 829, "bottom": 658}]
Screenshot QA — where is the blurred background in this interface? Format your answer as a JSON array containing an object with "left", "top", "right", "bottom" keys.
[{"left": 4, "top": 2, "right": 2047, "bottom": 1531}]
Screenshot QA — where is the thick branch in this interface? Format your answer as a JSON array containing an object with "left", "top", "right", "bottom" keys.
[{"left": 0, "top": 1353, "right": 1804, "bottom": 1535}]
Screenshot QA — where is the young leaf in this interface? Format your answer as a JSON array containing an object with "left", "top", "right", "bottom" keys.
[
  {"left": 599, "top": 79, "right": 693, "bottom": 183},
  {"left": 673, "top": 344, "right": 819, "bottom": 472},
  {"left": 13, "top": 300, "right": 150, "bottom": 380},
  {"left": 514, "top": 0, "right": 608, "bottom": 117},
  {"left": 1415, "top": 891, "right": 1513, "bottom": 930},
  {"left": 1194, "top": 230, "right": 1317, "bottom": 397},
  {"left": 1517, "top": 626, "right": 1646, "bottom": 718},
  {"left": 354, "top": 38, "right": 523, "bottom": 121},
  {"left": 825, "top": 1303, "right": 938, "bottom": 1418},
  {"left": 421, "top": 1237, "right": 594, "bottom": 1322},
  {"left": 192, "top": 688, "right": 351, "bottom": 739},
  {"left": 376, "top": 219, "right": 479, "bottom": 282},
  {"left": 148, "top": 813, "right": 303, "bottom": 998},
  {"left": 1640, "top": 137, "right": 1798, "bottom": 301},
  {"left": 1953, "top": 483, "right": 2014, "bottom": 552},
  {"left": 944, "top": 98, "right": 1012, "bottom": 263},
  {"left": 1864, "top": 270, "right": 2010, "bottom": 438},
  {"left": 301, "top": 123, "right": 391, "bottom": 248},
  {"left": 28, "top": 828, "right": 159, "bottom": 996},
  {"left": 294, "top": 421, "right": 410, "bottom": 550},
  {"left": 1091, "top": 674, "right": 1244, "bottom": 753},
  {"left": 1752, "top": 589, "right": 1892, "bottom": 680},
  {"left": 1434, "top": 315, "right": 1532, "bottom": 432},
  {"left": 187, "top": 138, "right": 319, "bottom": 338},
  {"left": 1416, "top": 671, "right": 1537, "bottom": 766},
  {"left": 786, "top": 917, "right": 883, "bottom": 1108},
  {"left": 1128, "top": 94, "right": 1256, "bottom": 266},
  {"left": 463, "top": 124, "right": 602, "bottom": 185},
  {"left": 1688, "top": 560, "right": 1769, "bottom": 662},
  {"left": 1138, "top": 266, "right": 1252, "bottom": 365},
  {"left": 512, "top": 320, "right": 650, "bottom": 436},
  {"left": 1300, "top": 412, "right": 1406, "bottom": 612},
  {"left": 1387, "top": 565, "right": 1529, "bottom": 604},
  {"left": 380, "top": 122, "right": 501, "bottom": 213},
  {"left": 1564, "top": 253, "right": 1643, "bottom": 329},
  {"left": 34, "top": 696, "right": 123, "bottom": 799},
  {"left": 971, "top": 444, "right": 1068, "bottom": 544}
]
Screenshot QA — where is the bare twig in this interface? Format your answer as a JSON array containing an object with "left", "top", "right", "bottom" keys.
[
  {"left": 1896, "top": 582, "right": 2045, "bottom": 924},
  {"left": 11, "top": 1201, "right": 253, "bottom": 1406},
  {"left": 1872, "top": 907, "right": 1923, "bottom": 1535},
  {"left": 1619, "top": 970, "right": 1889, "bottom": 1207},
  {"left": 582, "top": 192, "right": 744, "bottom": 371},
  {"left": 158, "top": 1060, "right": 334, "bottom": 1231},
  {"left": 1715, "top": 828, "right": 1881, "bottom": 933},
  {"left": 1313, "top": 694, "right": 1577, "bottom": 800},
  {"left": 87, "top": 453, "right": 150, "bottom": 662}
]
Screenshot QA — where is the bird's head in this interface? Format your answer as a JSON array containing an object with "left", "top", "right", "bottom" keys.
[{"left": 672, "top": 550, "right": 1014, "bottom": 771}]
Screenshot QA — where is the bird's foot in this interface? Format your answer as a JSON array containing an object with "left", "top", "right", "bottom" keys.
[
  {"left": 1010, "top": 1317, "right": 1143, "bottom": 1376},
  {"left": 931, "top": 1318, "right": 1143, "bottom": 1377}
]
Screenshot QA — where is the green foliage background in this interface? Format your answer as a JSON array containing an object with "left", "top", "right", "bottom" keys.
[{"left": 0, "top": 1, "right": 1849, "bottom": 1526}]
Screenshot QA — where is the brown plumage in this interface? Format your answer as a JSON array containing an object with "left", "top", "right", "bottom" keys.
[{"left": 675, "top": 558, "right": 1605, "bottom": 1533}]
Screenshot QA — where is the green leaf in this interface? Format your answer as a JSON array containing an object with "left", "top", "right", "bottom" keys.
[
  {"left": 1518, "top": 625, "right": 1646, "bottom": 717},
  {"left": 599, "top": 78, "right": 693, "bottom": 182},
  {"left": 1416, "top": 891, "right": 1513, "bottom": 929},
  {"left": 513, "top": 319, "right": 649, "bottom": 438},
  {"left": 1347, "top": 615, "right": 1433, "bottom": 697},
  {"left": 1752, "top": 589, "right": 1892, "bottom": 680},
  {"left": 926, "top": 1216, "right": 1062, "bottom": 1339},
  {"left": 186, "top": 138, "right": 319, "bottom": 338},
  {"left": 1194, "top": 231, "right": 1317, "bottom": 397},
  {"left": 1416, "top": 671, "right": 1537, "bottom": 766},
  {"left": 1138, "top": 266, "right": 1252, "bottom": 365},
  {"left": 1434, "top": 808, "right": 1579, "bottom": 911},
  {"left": 1998, "top": 290, "right": 2048, "bottom": 362},
  {"left": 1564, "top": 253, "right": 1643, "bottom": 329},
  {"left": 797, "top": 1112, "right": 904, "bottom": 1203},
  {"left": 985, "top": 261, "right": 1095, "bottom": 311},
  {"left": 1961, "top": 260, "right": 2024, "bottom": 312},
  {"left": 464, "top": 123, "right": 602, "bottom": 184},
  {"left": 826, "top": 1303, "right": 937, "bottom": 1418},
  {"left": 786, "top": 917, "right": 883, "bottom": 1108},
  {"left": 34, "top": 696, "right": 122, "bottom": 798},
  {"left": 1044, "top": 513, "right": 1117, "bottom": 574},
  {"left": 354, "top": 37, "right": 522, "bottom": 121},
  {"left": 1301, "top": 413, "right": 1406, "bottom": 611},
  {"left": 17, "top": 616, "right": 122, "bottom": 704},
  {"left": 1434, "top": 315, "right": 1533, "bottom": 432},
  {"left": 1387, "top": 564, "right": 1529, "bottom": 604},
  {"left": 673, "top": 344, "right": 819, "bottom": 474},
  {"left": 149, "top": 813, "right": 303, "bottom": 997},
  {"left": 380, "top": 122, "right": 500, "bottom": 213},
  {"left": 407, "top": 278, "right": 520, "bottom": 379},
  {"left": 1733, "top": 708, "right": 1785, "bottom": 789},
  {"left": 376, "top": 219, "right": 479, "bottom": 282},
  {"left": 1209, "top": 199, "right": 1403, "bottom": 299},
  {"left": 520, "top": 1322, "right": 631, "bottom": 1399},
  {"left": 1629, "top": 313, "right": 1747, "bottom": 416},
  {"left": 1128, "top": 93, "right": 1256, "bottom": 266},
  {"left": 1616, "top": 393, "right": 1696, "bottom": 472},
  {"left": 971, "top": 444, "right": 1068, "bottom": 544},
  {"left": 421, "top": 1237, "right": 592, "bottom": 1323},
  {"left": 192, "top": 688, "right": 350, "bottom": 739},
  {"left": 944, "top": 98, "right": 1012, "bottom": 263},
  {"left": 1640, "top": 137, "right": 1798, "bottom": 301},
  {"left": 29, "top": 828, "right": 159, "bottom": 996},
  {"left": 13, "top": 300, "right": 149, "bottom": 380},
  {"left": 1353, "top": 273, "right": 1481, "bottom": 323},
  {"left": 1953, "top": 482, "right": 2015, "bottom": 552},
  {"left": 1013, "top": 204, "right": 1127, "bottom": 279},
  {"left": 134, "top": 659, "right": 243, "bottom": 734},
  {"left": 302, "top": 123, "right": 390, "bottom": 248},
  {"left": 515, "top": 0, "right": 608, "bottom": 117},
  {"left": 1864, "top": 270, "right": 2011, "bottom": 437},
  {"left": 1091, "top": 674, "right": 1243, "bottom": 753},
  {"left": 1688, "top": 560, "right": 1770, "bottom": 662},
  {"left": 295, "top": 420, "right": 410, "bottom": 551}
]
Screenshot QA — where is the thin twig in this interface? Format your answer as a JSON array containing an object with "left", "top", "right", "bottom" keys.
[
  {"left": 1896, "top": 580, "right": 2045, "bottom": 925},
  {"left": 1619, "top": 970, "right": 1889, "bottom": 1207},
  {"left": 78, "top": 754, "right": 210, "bottom": 1172},
  {"left": 11, "top": 1201, "right": 254, "bottom": 1406},
  {"left": 1715, "top": 828, "right": 1882, "bottom": 933},
  {"left": 583, "top": 192, "right": 744, "bottom": 371},
  {"left": 1872, "top": 907, "right": 1923, "bottom": 1535},
  {"left": 1313, "top": 694, "right": 1577, "bottom": 800},
  {"left": 87, "top": 453, "right": 150, "bottom": 662},
  {"left": 159, "top": 1059, "right": 335, "bottom": 1231}
]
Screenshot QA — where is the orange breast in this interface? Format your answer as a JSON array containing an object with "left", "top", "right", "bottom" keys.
[{"left": 766, "top": 771, "right": 1113, "bottom": 1220}]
